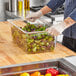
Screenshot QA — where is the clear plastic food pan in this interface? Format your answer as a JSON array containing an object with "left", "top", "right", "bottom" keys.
[{"left": 8, "top": 19, "right": 55, "bottom": 53}]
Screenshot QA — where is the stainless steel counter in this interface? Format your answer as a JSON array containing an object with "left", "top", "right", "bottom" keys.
[
  {"left": 64, "top": 56, "right": 76, "bottom": 66},
  {"left": 0, "top": 0, "right": 18, "bottom": 21},
  {"left": 0, "top": 56, "right": 76, "bottom": 76},
  {"left": 0, "top": 1, "right": 6, "bottom": 21}
]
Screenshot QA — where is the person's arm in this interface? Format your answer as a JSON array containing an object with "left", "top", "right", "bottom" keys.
[
  {"left": 46, "top": 17, "right": 76, "bottom": 36},
  {"left": 40, "top": 6, "right": 52, "bottom": 15},
  {"left": 60, "top": 8, "right": 76, "bottom": 29},
  {"left": 67, "top": 8, "right": 76, "bottom": 25},
  {"left": 41, "top": 0, "right": 65, "bottom": 15},
  {"left": 26, "top": 0, "right": 65, "bottom": 22},
  {"left": 46, "top": 16, "right": 76, "bottom": 36},
  {"left": 64, "top": 17, "right": 76, "bottom": 28}
]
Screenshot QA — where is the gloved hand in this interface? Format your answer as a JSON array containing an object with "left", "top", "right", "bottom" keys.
[
  {"left": 26, "top": 10, "right": 43, "bottom": 22},
  {"left": 46, "top": 21, "right": 68, "bottom": 36}
]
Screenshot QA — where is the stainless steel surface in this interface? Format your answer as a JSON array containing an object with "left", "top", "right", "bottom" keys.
[
  {"left": 6, "top": 11, "right": 20, "bottom": 20},
  {"left": 0, "top": 0, "right": 19, "bottom": 21},
  {"left": 9, "top": 0, "right": 18, "bottom": 13},
  {"left": 30, "top": 0, "right": 50, "bottom": 7},
  {"left": 0, "top": 1, "right": 6, "bottom": 21},
  {"left": 0, "top": 58, "right": 76, "bottom": 75},
  {"left": 8, "top": 0, "right": 26, "bottom": 18},
  {"left": 64, "top": 56, "right": 76, "bottom": 66}
]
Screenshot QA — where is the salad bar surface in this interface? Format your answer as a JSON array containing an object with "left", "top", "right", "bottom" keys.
[
  {"left": 0, "top": 20, "right": 76, "bottom": 67},
  {"left": 0, "top": 57, "right": 76, "bottom": 76}
]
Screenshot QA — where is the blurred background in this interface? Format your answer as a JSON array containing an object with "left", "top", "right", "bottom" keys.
[{"left": 0, "top": 0, "right": 64, "bottom": 43}]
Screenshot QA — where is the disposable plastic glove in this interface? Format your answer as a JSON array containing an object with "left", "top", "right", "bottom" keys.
[
  {"left": 46, "top": 21, "right": 68, "bottom": 36},
  {"left": 26, "top": 10, "right": 43, "bottom": 22}
]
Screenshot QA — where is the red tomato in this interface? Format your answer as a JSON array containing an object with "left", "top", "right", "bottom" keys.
[{"left": 46, "top": 68, "right": 59, "bottom": 76}]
